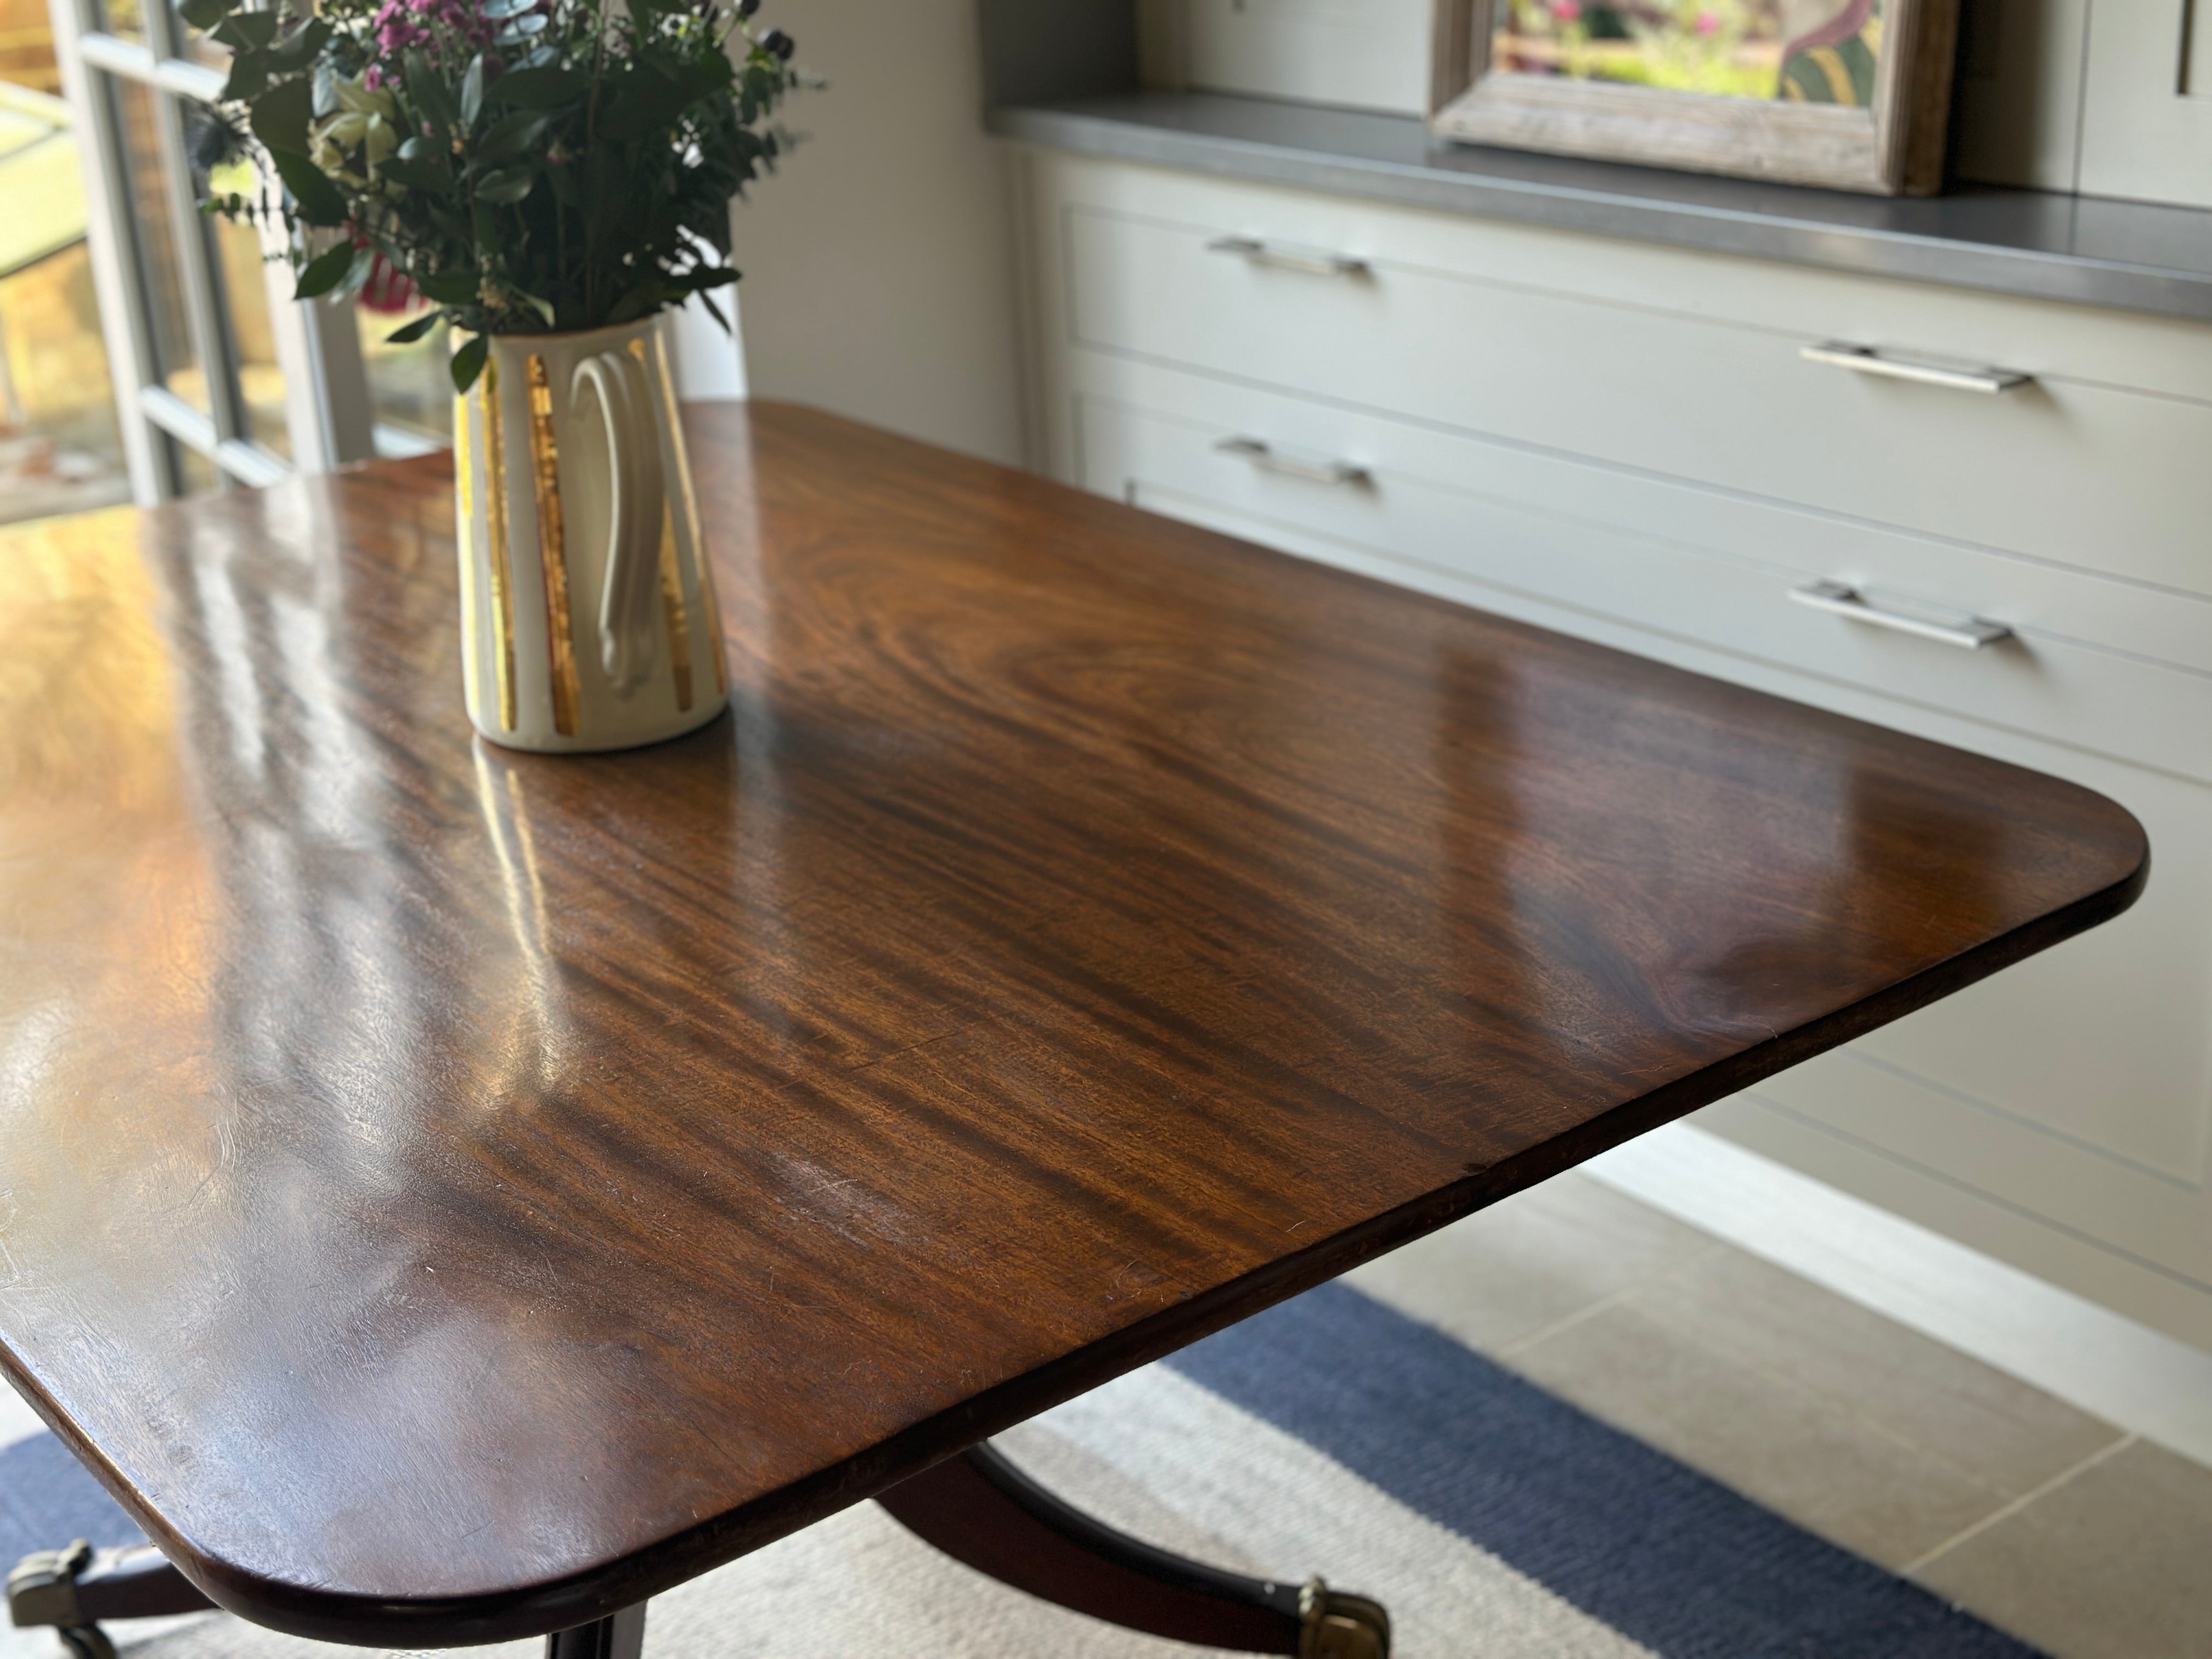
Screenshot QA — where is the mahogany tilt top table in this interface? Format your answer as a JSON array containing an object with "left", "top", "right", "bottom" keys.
[{"left": 0, "top": 404, "right": 2146, "bottom": 1655}]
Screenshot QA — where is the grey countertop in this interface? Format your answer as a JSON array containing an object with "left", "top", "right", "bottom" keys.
[{"left": 988, "top": 93, "right": 2212, "bottom": 324}]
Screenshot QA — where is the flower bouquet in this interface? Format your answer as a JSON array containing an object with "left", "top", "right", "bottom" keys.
[
  {"left": 185, "top": 0, "right": 802, "bottom": 389},
  {"left": 182, "top": 0, "right": 807, "bottom": 754}
]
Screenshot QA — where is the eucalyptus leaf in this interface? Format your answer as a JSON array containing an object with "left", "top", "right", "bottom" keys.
[
  {"left": 603, "top": 280, "right": 665, "bottom": 326},
  {"left": 493, "top": 13, "right": 548, "bottom": 42},
  {"left": 473, "top": 109, "right": 548, "bottom": 163},
  {"left": 486, "top": 64, "right": 586, "bottom": 109},
  {"left": 211, "top": 10, "right": 275, "bottom": 49},
  {"left": 217, "top": 49, "right": 269, "bottom": 104},
  {"left": 404, "top": 49, "right": 457, "bottom": 140},
  {"left": 264, "top": 18, "right": 330, "bottom": 72},
  {"left": 335, "top": 245, "right": 377, "bottom": 300},
  {"left": 594, "top": 73, "right": 675, "bottom": 141},
  {"left": 416, "top": 269, "right": 480, "bottom": 306},
  {"left": 383, "top": 311, "right": 444, "bottom": 345},
  {"left": 291, "top": 239, "right": 357, "bottom": 300},
  {"left": 450, "top": 332, "right": 488, "bottom": 394},
  {"left": 377, "top": 154, "right": 452, "bottom": 192},
  {"left": 269, "top": 147, "right": 348, "bottom": 226},
  {"left": 248, "top": 75, "right": 313, "bottom": 157},
  {"left": 459, "top": 55, "right": 485, "bottom": 128},
  {"left": 473, "top": 168, "right": 534, "bottom": 205}
]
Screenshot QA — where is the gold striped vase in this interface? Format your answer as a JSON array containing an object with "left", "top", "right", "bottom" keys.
[{"left": 452, "top": 317, "right": 728, "bottom": 753}]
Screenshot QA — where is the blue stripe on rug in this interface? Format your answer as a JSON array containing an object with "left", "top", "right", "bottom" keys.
[
  {"left": 0, "top": 1431, "right": 146, "bottom": 1561},
  {"left": 1166, "top": 1280, "right": 2041, "bottom": 1659}
]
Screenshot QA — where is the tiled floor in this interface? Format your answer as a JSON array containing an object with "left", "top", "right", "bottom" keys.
[{"left": 1346, "top": 1172, "right": 2212, "bottom": 1659}]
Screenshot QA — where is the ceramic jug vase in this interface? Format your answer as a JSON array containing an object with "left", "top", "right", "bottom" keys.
[{"left": 453, "top": 317, "right": 727, "bottom": 752}]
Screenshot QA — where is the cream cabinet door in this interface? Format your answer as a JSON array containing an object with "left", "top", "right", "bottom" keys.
[
  {"left": 1156, "top": 0, "right": 1431, "bottom": 115},
  {"left": 2079, "top": 0, "right": 2212, "bottom": 206}
]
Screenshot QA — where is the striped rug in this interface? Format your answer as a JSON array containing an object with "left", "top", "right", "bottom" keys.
[{"left": 1, "top": 1281, "right": 2041, "bottom": 1659}]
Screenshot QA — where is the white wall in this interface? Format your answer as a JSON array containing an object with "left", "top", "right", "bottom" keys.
[
  {"left": 667, "top": 292, "right": 749, "bottom": 401},
  {"left": 726, "top": 0, "right": 1028, "bottom": 466}
]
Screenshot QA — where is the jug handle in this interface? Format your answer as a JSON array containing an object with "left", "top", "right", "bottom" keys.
[{"left": 572, "top": 348, "right": 666, "bottom": 692}]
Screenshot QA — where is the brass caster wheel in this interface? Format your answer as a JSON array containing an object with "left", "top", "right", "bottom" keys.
[{"left": 1298, "top": 1578, "right": 1391, "bottom": 1659}]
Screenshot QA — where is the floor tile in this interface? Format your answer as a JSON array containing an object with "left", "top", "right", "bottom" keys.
[
  {"left": 1342, "top": 1172, "right": 1723, "bottom": 1353},
  {"left": 1912, "top": 1439, "right": 2212, "bottom": 1659},
  {"left": 1627, "top": 1248, "right": 2125, "bottom": 1500},
  {"left": 1503, "top": 1297, "right": 2011, "bottom": 1569}
]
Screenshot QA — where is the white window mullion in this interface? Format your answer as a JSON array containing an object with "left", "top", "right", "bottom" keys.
[
  {"left": 48, "top": 0, "right": 171, "bottom": 500},
  {"left": 50, "top": 0, "right": 383, "bottom": 494},
  {"left": 150, "top": 87, "right": 245, "bottom": 455}
]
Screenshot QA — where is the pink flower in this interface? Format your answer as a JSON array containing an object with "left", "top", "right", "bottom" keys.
[
  {"left": 1553, "top": 0, "right": 1581, "bottom": 17},
  {"left": 1695, "top": 8, "right": 1718, "bottom": 31}
]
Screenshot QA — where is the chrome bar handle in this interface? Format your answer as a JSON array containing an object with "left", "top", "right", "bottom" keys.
[
  {"left": 1206, "top": 236, "right": 1371, "bottom": 279},
  {"left": 1801, "top": 342, "right": 2030, "bottom": 394},
  {"left": 1789, "top": 580, "right": 2012, "bottom": 649},
  {"left": 1216, "top": 436, "right": 1371, "bottom": 487}
]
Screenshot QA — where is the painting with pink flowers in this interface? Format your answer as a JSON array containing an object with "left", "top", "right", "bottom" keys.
[{"left": 1492, "top": 1, "right": 1884, "bottom": 106}]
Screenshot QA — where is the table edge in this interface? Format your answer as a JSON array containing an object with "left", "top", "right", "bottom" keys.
[{"left": 4, "top": 828, "right": 2147, "bottom": 1646}]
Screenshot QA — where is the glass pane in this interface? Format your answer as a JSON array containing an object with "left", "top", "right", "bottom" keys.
[
  {"left": 0, "top": 0, "right": 63, "bottom": 94},
  {"left": 167, "top": 0, "right": 232, "bottom": 72},
  {"left": 0, "top": 241, "right": 131, "bottom": 527},
  {"left": 171, "top": 432, "right": 216, "bottom": 494},
  {"left": 96, "top": 0, "right": 147, "bottom": 46},
  {"left": 111, "top": 77, "right": 204, "bottom": 413},
  {"left": 359, "top": 285, "right": 453, "bottom": 454},
  {"left": 208, "top": 178, "right": 287, "bottom": 460}
]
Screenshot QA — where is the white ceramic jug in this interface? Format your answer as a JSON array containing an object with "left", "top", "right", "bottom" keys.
[{"left": 453, "top": 317, "right": 728, "bottom": 753}]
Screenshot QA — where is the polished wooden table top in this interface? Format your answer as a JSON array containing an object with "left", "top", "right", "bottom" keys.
[{"left": 0, "top": 404, "right": 2145, "bottom": 1645}]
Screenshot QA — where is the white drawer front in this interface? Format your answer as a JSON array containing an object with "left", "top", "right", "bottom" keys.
[
  {"left": 1061, "top": 201, "right": 2212, "bottom": 599},
  {"left": 1044, "top": 153, "right": 2212, "bottom": 409},
  {"left": 1074, "top": 390, "right": 2212, "bottom": 1312},
  {"left": 1070, "top": 373, "right": 2212, "bottom": 783}
]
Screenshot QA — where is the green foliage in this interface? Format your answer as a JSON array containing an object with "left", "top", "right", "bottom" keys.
[{"left": 190, "top": 0, "right": 808, "bottom": 388}]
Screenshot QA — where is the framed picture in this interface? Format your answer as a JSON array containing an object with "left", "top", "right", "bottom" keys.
[{"left": 1428, "top": 1, "right": 1963, "bottom": 195}]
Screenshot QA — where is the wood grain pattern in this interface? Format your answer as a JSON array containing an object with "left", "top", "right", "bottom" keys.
[{"left": 0, "top": 404, "right": 2145, "bottom": 1645}]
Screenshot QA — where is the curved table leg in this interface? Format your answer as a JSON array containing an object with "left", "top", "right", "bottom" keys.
[
  {"left": 7, "top": 1543, "right": 216, "bottom": 1659},
  {"left": 5, "top": 1544, "right": 647, "bottom": 1659},
  {"left": 876, "top": 1443, "right": 1391, "bottom": 1658}
]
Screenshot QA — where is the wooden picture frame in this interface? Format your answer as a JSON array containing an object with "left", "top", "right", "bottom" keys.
[{"left": 1429, "top": 1, "right": 1963, "bottom": 195}]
